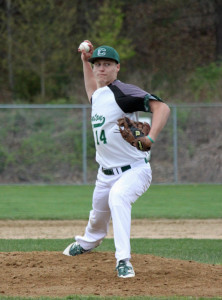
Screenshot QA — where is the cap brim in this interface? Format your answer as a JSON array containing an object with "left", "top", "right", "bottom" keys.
[
  {"left": 88, "top": 57, "right": 119, "bottom": 64},
  {"left": 88, "top": 57, "right": 96, "bottom": 63}
]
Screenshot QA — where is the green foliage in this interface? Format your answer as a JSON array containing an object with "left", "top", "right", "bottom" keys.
[
  {"left": 189, "top": 62, "right": 222, "bottom": 102},
  {"left": 14, "top": 70, "right": 41, "bottom": 101},
  {"left": 89, "top": 0, "right": 135, "bottom": 61},
  {"left": 0, "top": 109, "right": 86, "bottom": 183},
  {"left": 0, "top": 147, "right": 7, "bottom": 173},
  {"left": 8, "top": 0, "right": 78, "bottom": 101},
  {"left": 1, "top": 0, "right": 221, "bottom": 103}
]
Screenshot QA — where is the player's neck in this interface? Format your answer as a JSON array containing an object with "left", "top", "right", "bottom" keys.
[{"left": 97, "top": 79, "right": 116, "bottom": 88}]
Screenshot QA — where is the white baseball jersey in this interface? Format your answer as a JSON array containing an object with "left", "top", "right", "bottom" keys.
[
  {"left": 91, "top": 79, "right": 161, "bottom": 168},
  {"left": 73, "top": 79, "right": 163, "bottom": 263}
]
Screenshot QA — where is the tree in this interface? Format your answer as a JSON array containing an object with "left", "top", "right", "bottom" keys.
[
  {"left": 89, "top": 0, "right": 134, "bottom": 62},
  {"left": 11, "top": 0, "right": 78, "bottom": 101},
  {"left": 123, "top": 0, "right": 216, "bottom": 95},
  {"left": 215, "top": 0, "right": 222, "bottom": 61},
  {"left": 6, "top": 0, "right": 14, "bottom": 92},
  {"left": 0, "top": 0, "right": 15, "bottom": 101}
]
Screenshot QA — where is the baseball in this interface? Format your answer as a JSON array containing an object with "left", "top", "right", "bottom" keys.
[{"left": 79, "top": 41, "right": 90, "bottom": 52}]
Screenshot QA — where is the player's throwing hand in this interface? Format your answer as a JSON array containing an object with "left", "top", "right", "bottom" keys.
[{"left": 78, "top": 40, "right": 94, "bottom": 62}]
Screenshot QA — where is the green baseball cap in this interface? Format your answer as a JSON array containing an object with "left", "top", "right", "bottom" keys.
[{"left": 88, "top": 45, "right": 120, "bottom": 64}]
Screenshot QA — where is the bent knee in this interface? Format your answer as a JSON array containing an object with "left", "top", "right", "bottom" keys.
[{"left": 89, "top": 210, "right": 110, "bottom": 231}]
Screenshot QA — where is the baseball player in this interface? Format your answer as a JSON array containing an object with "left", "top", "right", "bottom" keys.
[{"left": 63, "top": 40, "right": 170, "bottom": 278}]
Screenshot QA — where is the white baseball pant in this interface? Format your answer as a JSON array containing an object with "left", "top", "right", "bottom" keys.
[{"left": 75, "top": 159, "right": 152, "bottom": 262}]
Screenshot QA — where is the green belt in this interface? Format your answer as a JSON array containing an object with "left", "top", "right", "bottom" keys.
[
  {"left": 102, "top": 165, "right": 131, "bottom": 175},
  {"left": 102, "top": 158, "right": 148, "bottom": 176}
]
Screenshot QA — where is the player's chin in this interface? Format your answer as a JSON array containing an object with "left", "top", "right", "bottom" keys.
[
  {"left": 97, "top": 75, "right": 106, "bottom": 80},
  {"left": 97, "top": 78, "right": 109, "bottom": 86}
]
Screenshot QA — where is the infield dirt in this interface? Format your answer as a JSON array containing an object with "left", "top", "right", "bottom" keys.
[
  {"left": 0, "top": 251, "right": 222, "bottom": 298},
  {"left": 1, "top": 219, "right": 222, "bottom": 239},
  {"left": 0, "top": 219, "right": 222, "bottom": 298}
]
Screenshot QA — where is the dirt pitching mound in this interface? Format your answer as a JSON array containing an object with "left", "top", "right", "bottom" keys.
[{"left": 0, "top": 251, "right": 221, "bottom": 298}]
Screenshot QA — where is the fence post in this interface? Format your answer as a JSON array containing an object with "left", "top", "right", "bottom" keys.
[
  {"left": 82, "top": 107, "right": 87, "bottom": 184},
  {"left": 173, "top": 105, "right": 178, "bottom": 183}
]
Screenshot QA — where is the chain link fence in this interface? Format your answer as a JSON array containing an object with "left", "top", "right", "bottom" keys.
[{"left": 0, "top": 104, "right": 221, "bottom": 185}]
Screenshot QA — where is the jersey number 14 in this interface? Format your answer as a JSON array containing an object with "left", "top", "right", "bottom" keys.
[{"left": 95, "top": 130, "right": 107, "bottom": 145}]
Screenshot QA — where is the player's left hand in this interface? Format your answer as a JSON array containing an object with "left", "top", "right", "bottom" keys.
[{"left": 117, "top": 117, "right": 152, "bottom": 151}]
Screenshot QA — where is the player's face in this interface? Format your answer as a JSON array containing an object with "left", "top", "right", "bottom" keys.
[{"left": 93, "top": 59, "right": 120, "bottom": 87}]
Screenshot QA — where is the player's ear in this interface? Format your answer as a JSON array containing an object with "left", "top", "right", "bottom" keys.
[{"left": 116, "top": 63, "right": 120, "bottom": 73}]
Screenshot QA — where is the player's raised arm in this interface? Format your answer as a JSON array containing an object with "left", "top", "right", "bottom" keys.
[{"left": 78, "top": 40, "right": 97, "bottom": 102}]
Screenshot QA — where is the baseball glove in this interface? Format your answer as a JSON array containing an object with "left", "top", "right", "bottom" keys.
[{"left": 117, "top": 117, "right": 151, "bottom": 151}]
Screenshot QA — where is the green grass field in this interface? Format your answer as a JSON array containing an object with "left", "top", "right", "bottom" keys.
[
  {"left": 0, "top": 184, "right": 222, "bottom": 300},
  {"left": 0, "top": 238, "right": 221, "bottom": 265},
  {"left": 0, "top": 184, "right": 221, "bottom": 219}
]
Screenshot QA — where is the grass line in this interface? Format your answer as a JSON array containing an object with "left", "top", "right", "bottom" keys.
[{"left": 0, "top": 238, "right": 222, "bottom": 265}]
